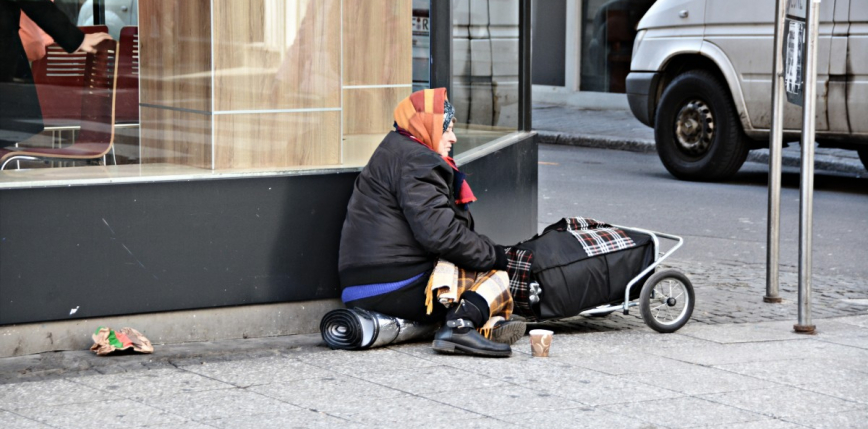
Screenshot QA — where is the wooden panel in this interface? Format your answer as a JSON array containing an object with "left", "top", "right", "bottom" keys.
[
  {"left": 343, "top": 0, "right": 412, "bottom": 86},
  {"left": 213, "top": 0, "right": 341, "bottom": 111},
  {"left": 140, "top": 107, "right": 213, "bottom": 169},
  {"left": 139, "top": 0, "right": 212, "bottom": 112},
  {"left": 343, "top": 87, "right": 410, "bottom": 134},
  {"left": 213, "top": 111, "right": 340, "bottom": 169}
]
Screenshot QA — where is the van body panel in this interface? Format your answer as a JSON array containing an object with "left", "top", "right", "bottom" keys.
[
  {"left": 849, "top": 3, "right": 868, "bottom": 135},
  {"left": 629, "top": 35, "right": 704, "bottom": 72},
  {"left": 638, "top": 0, "right": 706, "bottom": 30}
]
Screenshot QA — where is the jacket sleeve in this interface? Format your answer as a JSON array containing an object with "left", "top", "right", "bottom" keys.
[
  {"left": 15, "top": 0, "right": 84, "bottom": 53},
  {"left": 397, "top": 151, "right": 499, "bottom": 271}
]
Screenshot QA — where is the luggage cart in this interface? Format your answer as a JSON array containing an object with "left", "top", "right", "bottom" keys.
[{"left": 568, "top": 226, "right": 694, "bottom": 333}]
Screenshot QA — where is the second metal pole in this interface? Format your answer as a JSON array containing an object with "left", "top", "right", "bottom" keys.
[
  {"left": 795, "top": 0, "right": 821, "bottom": 334},
  {"left": 765, "top": 0, "right": 787, "bottom": 304}
]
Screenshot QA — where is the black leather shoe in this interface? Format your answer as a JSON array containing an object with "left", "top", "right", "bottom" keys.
[{"left": 432, "top": 320, "right": 512, "bottom": 358}]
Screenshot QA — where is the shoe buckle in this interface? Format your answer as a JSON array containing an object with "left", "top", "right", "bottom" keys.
[{"left": 446, "top": 318, "right": 474, "bottom": 329}]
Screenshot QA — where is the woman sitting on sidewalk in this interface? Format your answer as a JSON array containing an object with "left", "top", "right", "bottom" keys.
[{"left": 338, "top": 88, "right": 524, "bottom": 357}]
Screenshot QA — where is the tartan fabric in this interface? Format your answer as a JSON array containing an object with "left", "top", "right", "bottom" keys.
[
  {"left": 504, "top": 247, "right": 536, "bottom": 318},
  {"left": 562, "top": 217, "right": 635, "bottom": 256},
  {"left": 425, "top": 260, "right": 513, "bottom": 335}
]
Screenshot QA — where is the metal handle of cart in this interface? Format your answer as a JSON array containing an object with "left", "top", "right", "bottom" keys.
[{"left": 579, "top": 225, "right": 684, "bottom": 316}]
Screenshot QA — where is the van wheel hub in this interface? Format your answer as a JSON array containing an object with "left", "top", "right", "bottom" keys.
[{"left": 675, "top": 100, "right": 714, "bottom": 156}]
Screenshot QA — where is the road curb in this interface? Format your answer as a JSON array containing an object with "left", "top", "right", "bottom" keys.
[{"left": 536, "top": 130, "right": 866, "bottom": 176}]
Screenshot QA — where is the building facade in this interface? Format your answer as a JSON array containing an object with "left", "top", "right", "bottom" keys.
[{"left": 0, "top": 0, "right": 536, "bottom": 357}]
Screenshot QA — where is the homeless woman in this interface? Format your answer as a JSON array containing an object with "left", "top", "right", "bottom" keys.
[{"left": 338, "top": 88, "right": 525, "bottom": 357}]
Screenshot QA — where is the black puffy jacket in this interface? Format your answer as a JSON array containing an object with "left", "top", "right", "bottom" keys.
[{"left": 338, "top": 131, "right": 506, "bottom": 288}]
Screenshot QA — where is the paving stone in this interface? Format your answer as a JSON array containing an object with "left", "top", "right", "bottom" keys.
[
  {"left": 421, "top": 385, "right": 584, "bottom": 417},
  {"left": 296, "top": 346, "right": 437, "bottom": 374},
  {"left": 558, "top": 351, "right": 699, "bottom": 376},
  {"left": 206, "top": 409, "right": 365, "bottom": 429},
  {"left": 714, "top": 358, "right": 867, "bottom": 388},
  {"left": 503, "top": 406, "right": 660, "bottom": 429},
  {"left": 310, "top": 393, "right": 486, "bottom": 426},
  {"left": 694, "top": 418, "right": 805, "bottom": 429},
  {"left": 15, "top": 399, "right": 186, "bottom": 429},
  {"left": 784, "top": 408, "right": 868, "bottom": 429},
  {"left": 625, "top": 364, "right": 769, "bottom": 396},
  {"left": 141, "top": 388, "right": 302, "bottom": 422},
  {"left": 0, "top": 378, "right": 115, "bottom": 410},
  {"left": 0, "top": 411, "right": 52, "bottom": 429},
  {"left": 598, "top": 396, "right": 763, "bottom": 428},
  {"left": 178, "top": 356, "right": 332, "bottom": 387},
  {"left": 352, "top": 365, "right": 509, "bottom": 395},
  {"left": 699, "top": 386, "right": 865, "bottom": 419},
  {"left": 249, "top": 374, "right": 407, "bottom": 409},
  {"left": 68, "top": 367, "right": 233, "bottom": 399}
]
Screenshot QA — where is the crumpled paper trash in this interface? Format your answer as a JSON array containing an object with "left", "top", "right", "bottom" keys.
[{"left": 90, "top": 326, "right": 154, "bottom": 356}]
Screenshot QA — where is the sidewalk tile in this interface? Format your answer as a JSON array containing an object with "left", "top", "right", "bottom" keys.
[
  {"left": 699, "top": 386, "right": 865, "bottom": 419},
  {"left": 646, "top": 339, "right": 835, "bottom": 366},
  {"left": 695, "top": 418, "right": 805, "bottom": 428},
  {"left": 15, "top": 399, "right": 186, "bottom": 429},
  {"left": 0, "top": 378, "right": 115, "bottom": 410},
  {"left": 784, "top": 408, "right": 868, "bottom": 429},
  {"left": 796, "top": 376, "right": 868, "bottom": 405},
  {"left": 421, "top": 385, "right": 584, "bottom": 417},
  {"left": 559, "top": 352, "right": 699, "bottom": 375},
  {"left": 311, "top": 394, "right": 486, "bottom": 426},
  {"left": 714, "top": 358, "right": 865, "bottom": 387},
  {"left": 0, "top": 411, "right": 51, "bottom": 429},
  {"left": 178, "top": 356, "right": 332, "bottom": 387},
  {"left": 68, "top": 368, "right": 233, "bottom": 399},
  {"left": 297, "top": 346, "right": 437, "bottom": 374},
  {"left": 140, "top": 423, "right": 216, "bottom": 429},
  {"left": 503, "top": 406, "right": 657, "bottom": 429},
  {"left": 599, "top": 396, "right": 762, "bottom": 428},
  {"left": 353, "top": 365, "right": 509, "bottom": 395},
  {"left": 249, "top": 374, "right": 406, "bottom": 409},
  {"left": 677, "top": 322, "right": 813, "bottom": 344},
  {"left": 504, "top": 365, "right": 684, "bottom": 406},
  {"left": 207, "top": 409, "right": 366, "bottom": 429},
  {"left": 141, "top": 388, "right": 302, "bottom": 422},
  {"left": 625, "top": 365, "right": 769, "bottom": 395}
]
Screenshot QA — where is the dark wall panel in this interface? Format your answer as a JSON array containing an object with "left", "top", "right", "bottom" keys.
[{"left": 461, "top": 135, "right": 538, "bottom": 246}]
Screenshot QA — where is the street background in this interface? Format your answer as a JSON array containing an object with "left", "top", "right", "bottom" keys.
[{"left": 0, "top": 105, "right": 866, "bottom": 429}]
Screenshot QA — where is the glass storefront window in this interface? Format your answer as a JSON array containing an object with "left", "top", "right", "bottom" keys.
[
  {"left": 0, "top": 0, "right": 415, "bottom": 186},
  {"left": 451, "top": 0, "right": 520, "bottom": 155},
  {"left": 580, "top": 0, "right": 655, "bottom": 93}
]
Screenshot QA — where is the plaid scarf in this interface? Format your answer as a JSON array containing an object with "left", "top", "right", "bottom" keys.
[
  {"left": 425, "top": 260, "right": 513, "bottom": 338},
  {"left": 504, "top": 247, "right": 535, "bottom": 318},
  {"left": 549, "top": 217, "right": 635, "bottom": 256}
]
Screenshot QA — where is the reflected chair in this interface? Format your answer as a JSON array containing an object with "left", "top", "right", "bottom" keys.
[
  {"left": 0, "top": 39, "right": 119, "bottom": 170},
  {"left": 115, "top": 26, "right": 139, "bottom": 124},
  {"left": 30, "top": 25, "right": 109, "bottom": 129}
]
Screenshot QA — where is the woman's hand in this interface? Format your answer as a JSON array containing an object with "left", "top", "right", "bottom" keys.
[{"left": 77, "top": 32, "right": 113, "bottom": 54}]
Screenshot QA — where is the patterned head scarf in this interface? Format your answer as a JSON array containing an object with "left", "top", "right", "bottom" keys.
[
  {"left": 393, "top": 88, "right": 450, "bottom": 154},
  {"left": 393, "top": 88, "right": 477, "bottom": 208}
]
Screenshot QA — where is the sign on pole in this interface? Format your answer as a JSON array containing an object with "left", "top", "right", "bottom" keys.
[{"left": 784, "top": 0, "right": 807, "bottom": 106}]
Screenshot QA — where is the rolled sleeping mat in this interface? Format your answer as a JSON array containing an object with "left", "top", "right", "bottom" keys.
[{"left": 320, "top": 308, "right": 439, "bottom": 350}]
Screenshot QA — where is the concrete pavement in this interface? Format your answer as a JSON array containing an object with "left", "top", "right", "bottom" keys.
[
  {"left": 533, "top": 104, "right": 868, "bottom": 177},
  {"left": 0, "top": 313, "right": 866, "bottom": 428}
]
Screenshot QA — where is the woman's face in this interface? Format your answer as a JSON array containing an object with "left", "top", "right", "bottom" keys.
[{"left": 438, "top": 120, "right": 456, "bottom": 157}]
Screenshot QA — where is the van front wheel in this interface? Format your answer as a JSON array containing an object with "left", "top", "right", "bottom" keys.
[{"left": 654, "top": 70, "right": 749, "bottom": 181}]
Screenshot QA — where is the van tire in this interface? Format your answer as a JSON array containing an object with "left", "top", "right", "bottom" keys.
[{"left": 654, "top": 70, "right": 749, "bottom": 181}]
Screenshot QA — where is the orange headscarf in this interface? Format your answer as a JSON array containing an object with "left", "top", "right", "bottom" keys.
[{"left": 393, "top": 88, "right": 449, "bottom": 155}]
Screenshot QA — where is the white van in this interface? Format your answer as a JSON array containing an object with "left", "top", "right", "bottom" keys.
[{"left": 626, "top": 0, "right": 867, "bottom": 181}]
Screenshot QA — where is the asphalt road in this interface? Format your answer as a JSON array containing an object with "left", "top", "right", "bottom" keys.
[{"left": 538, "top": 143, "right": 868, "bottom": 280}]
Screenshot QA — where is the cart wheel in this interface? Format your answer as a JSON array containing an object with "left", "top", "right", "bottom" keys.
[{"left": 640, "top": 269, "right": 694, "bottom": 333}]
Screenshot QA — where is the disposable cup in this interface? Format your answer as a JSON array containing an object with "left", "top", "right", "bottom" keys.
[{"left": 529, "top": 329, "right": 553, "bottom": 357}]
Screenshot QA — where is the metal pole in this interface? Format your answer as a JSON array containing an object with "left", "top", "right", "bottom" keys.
[
  {"left": 795, "top": 0, "right": 821, "bottom": 334},
  {"left": 519, "top": 0, "right": 533, "bottom": 132},
  {"left": 765, "top": 0, "right": 787, "bottom": 304}
]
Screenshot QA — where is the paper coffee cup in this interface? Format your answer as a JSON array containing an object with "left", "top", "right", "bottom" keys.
[{"left": 529, "top": 329, "right": 553, "bottom": 357}]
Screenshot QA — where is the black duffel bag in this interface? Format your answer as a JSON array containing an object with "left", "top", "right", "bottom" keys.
[{"left": 509, "top": 218, "right": 655, "bottom": 320}]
